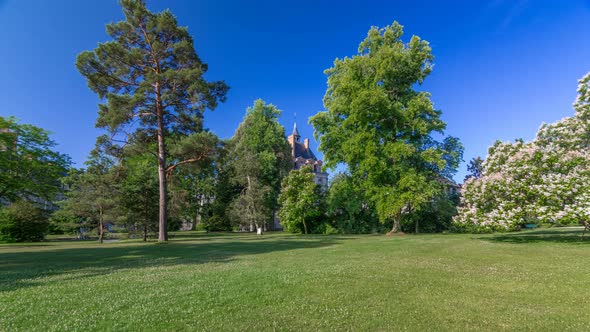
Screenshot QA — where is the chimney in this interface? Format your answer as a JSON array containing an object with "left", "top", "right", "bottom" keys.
[{"left": 304, "top": 138, "right": 310, "bottom": 150}]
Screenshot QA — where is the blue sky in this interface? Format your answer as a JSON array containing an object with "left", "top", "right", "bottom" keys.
[{"left": 1, "top": 0, "right": 589, "bottom": 182}]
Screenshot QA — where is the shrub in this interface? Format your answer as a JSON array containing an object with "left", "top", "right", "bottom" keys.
[
  {"left": 0, "top": 201, "right": 49, "bottom": 242},
  {"left": 203, "top": 215, "right": 232, "bottom": 231}
]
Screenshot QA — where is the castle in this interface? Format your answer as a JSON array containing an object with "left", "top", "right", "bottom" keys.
[{"left": 287, "top": 123, "right": 329, "bottom": 189}]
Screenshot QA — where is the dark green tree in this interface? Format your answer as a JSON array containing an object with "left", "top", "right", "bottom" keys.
[
  {"left": 205, "top": 141, "right": 240, "bottom": 231},
  {"left": 0, "top": 116, "right": 71, "bottom": 204},
  {"left": 310, "top": 22, "right": 459, "bottom": 233},
  {"left": 229, "top": 174, "right": 271, "bottom": 233},
  {"left": 464, "top": 156, "right": 484, "bottom": 181},
  {"left": 326, "top": 173, "right": 379, "bottom": 233},
  {"left": 76, "top": 0, "right": 228, "bottom": 241},
  {"left": 229, "top": 100, "right": 292, "bottom": 232},
  {"left": 0, "top": 200, "right": 49, "bottom": 242},
  {"left": 119, "top": 154, "right": 159, "bottom": 241},
  {"left": 57, "top": 149, "right": 119, "bottom": 244},
  {"left": 402, "top": 191, "right": 460, "bottom": 233}
]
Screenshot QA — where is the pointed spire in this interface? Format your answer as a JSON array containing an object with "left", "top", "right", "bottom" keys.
[
  {"left": 291, "top": 112, "right": 301, "bottom": 141},
  {"left": 293, "top": 122, "right": 300, "bottom": 136}
]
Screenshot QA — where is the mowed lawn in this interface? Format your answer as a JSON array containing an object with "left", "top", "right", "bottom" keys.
[{"left": 1, "top": 229, "right": 589, "bottom": 331}]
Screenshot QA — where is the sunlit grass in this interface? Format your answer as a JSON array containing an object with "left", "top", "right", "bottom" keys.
[{"left": 1, "top": 228, "right": 589, "bottom": 331}]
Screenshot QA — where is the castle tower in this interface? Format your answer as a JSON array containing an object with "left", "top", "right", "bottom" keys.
[{"left": 287, "top": 121, "right": 329, "bottom": 189}]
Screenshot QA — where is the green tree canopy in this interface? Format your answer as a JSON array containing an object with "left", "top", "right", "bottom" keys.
[
  {"left": 310, "top": 22, "right": 460, "bottom": 233},
  {"left": 0, "top": 116, "right": 71, "bottom": 205},
  {"left": 278, "top": 167, "right": 323, "bottom": 234},
  {"left": 57, "top": 148, "right": 119, "bottom": 243},
  {"left": 229, "top": 100, "right": 292, "bottom": 231},
  {"left": 119, "top": 153, "right": 159, "bottom": 241},
  {"left": 464, "top": 156, "right": 484, "bottom": 181}
]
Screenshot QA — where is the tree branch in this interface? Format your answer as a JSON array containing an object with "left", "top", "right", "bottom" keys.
[{"left": 165, "top": 156, "right": 205, "bottom": 174}]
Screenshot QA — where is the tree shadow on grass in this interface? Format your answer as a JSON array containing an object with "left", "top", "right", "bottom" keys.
[
  {"left": 480, "top": 228, "right": 590, "bottom": 245},
  {"left": 0, "top": 234, "right": 340, "bottom": 293}
]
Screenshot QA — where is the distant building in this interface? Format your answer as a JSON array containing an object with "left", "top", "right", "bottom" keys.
[
  {"left": 287, "top": 122, "right": 329, "bottom": 189},
  {"left": 437, "top": 177, "right": 461, "bottom": 196},
  {"left": 0, "top": 127, "right": 17, "bottom": 152}
]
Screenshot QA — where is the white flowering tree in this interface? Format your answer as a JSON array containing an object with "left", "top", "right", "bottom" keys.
[{"left": 454, "top": 73, "right": 590, "bottom": 231}]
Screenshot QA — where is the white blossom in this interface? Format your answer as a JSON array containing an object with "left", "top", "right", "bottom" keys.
[{"left": 454, "top": 73, "right": 590, "bottom": 231}]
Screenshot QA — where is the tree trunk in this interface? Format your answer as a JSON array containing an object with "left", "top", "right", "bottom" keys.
[
  {"left": 582, "top": 220, "right": 589, "bottom": 238},
  {"left": 156, "top": 82, "right": 168, "bottom": 242},
  {"left": 302, "top": 215, "right": 308, "bottom": 234},
  {"left": 391, "top": 213, "right": 401, "bottom": 233},
  {"left": 99, "top": 206, "right": 104, "bottom": 244},
  {"left": 144, "top": 192, "right": 149, "bottom": 242}
]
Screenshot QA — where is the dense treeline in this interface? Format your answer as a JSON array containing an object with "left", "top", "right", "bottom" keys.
[{"left": 0, "top": 1, "right": 464, "bottom": 242}]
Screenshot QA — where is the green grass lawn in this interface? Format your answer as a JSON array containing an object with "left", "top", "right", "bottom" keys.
[{"left": 1, "top": 228, "right": 589, "bottom": 331}]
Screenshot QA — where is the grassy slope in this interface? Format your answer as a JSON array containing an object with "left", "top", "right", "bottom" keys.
[{"left": 1, "top": 229, "right": 589, "bottom": 331}]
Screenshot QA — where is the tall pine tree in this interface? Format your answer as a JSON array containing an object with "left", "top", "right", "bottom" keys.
[{"left": 76, "top": 0, "right": 228, "bottom": 241}]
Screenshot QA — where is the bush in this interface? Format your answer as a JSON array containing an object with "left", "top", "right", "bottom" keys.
[
  {"left": 0, "top": 201, "right": 49, "bottom": 242},
  {"left": 203, "top": 215, "right": 232, "bottom": 231},
  {"left": 48, "top": 214, "right": 82, "bottom": 235},
  {"left": 312, "top": 222, "right": 339, "bottom": 235}
]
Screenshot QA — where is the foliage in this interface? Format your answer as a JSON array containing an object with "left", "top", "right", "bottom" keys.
[
  {"left": 56, "top": 148, "right": 119, "bottom": 243},
  {"left": 0, "top": 200, "right": 49, "bottom": 242},
  {"left": 0, "top": 116, "right": 71, "bottom": 204},
  {"left": 229, "top": 176, "right": 271, "bottom": 231},
  {"left": 76, "top": 0, "right": 228, "bottom": 241},
  {"left": 401, "top": 191, "right": 459, "bottom": 233},
  {"left": 325, "top": 173, "right": 380, "bottom": 233},
  {"left": 310, "top": 22, "right": 461, "bottom": 233},
  {"left": 278, "top": 167, "right": 324, "bottom": 234},
  {"left": 454, "top": 72, "right": 590, "bottom": 231},
  {"left": 464, "top": 156, "right": 484, "bottom": 181},
  {"left": 229, "top": 100, "right": 292, "bottom": 231},
  {"left": 119, "top": 154, "right": 159, "bottom": 241},
  {"left": 48, "top": 213, "right": 81, "bottom": 235},
  {"left": 204, "top": 142, "right": 240, "bottom": 231},
  {"left": 167, "top": 137, "right": 218, "bottom": 231}
]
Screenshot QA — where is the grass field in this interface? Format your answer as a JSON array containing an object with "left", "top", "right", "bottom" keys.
[{"left": 1, "top": 228, "right": 589, "bottom": 331}]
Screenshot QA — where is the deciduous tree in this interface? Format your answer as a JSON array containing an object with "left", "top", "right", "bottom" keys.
[
  {"left": 310, "top": 22, "right": 458, "bottom": 233},
  {"left": 57, "top": 148, "right": 119, "bottom": 243},
  {"left": 464, "top": 156, "right": 484, "bottom": 181},
  {"left": 119, "top": 154, "right": 159, "bottom": 241},
  {"left": 454, "top": 72, "right": 590, "bottom": 231},
  {"left": 278, "top": 167, "right": 323, "bottom": 234},
  {"left": 229, "top": 100, "right": 291, "bottom": 232},
  {"left": 0, "top": 116, "right": 71, "bottom": 204}
]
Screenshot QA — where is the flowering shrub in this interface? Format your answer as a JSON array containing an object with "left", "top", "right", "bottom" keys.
[{"left": 454, "top": 73, "right": 590, "bottom": 231}]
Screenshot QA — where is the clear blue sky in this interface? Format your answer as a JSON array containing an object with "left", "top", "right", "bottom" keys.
[{"left": 1, "top": 0, "right": 589, "bottom": 182}]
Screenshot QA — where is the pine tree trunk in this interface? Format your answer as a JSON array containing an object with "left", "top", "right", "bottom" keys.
[
  {"left": 99, "top": 206, "right": 104, "bottom": 244},
  {"left": 156, "top": 82, "right": 168, "bottom": 242},
  {"left": 144, "top": 192, "right": 149, "bottom": 242}
]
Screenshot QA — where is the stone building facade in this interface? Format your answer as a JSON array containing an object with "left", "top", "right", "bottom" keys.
[{"left": 287, "top": 123, "right": 329, "bottom": 189}]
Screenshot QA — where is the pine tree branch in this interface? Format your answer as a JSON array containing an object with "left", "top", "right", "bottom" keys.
[{"left": 165, "top": 157, "right": 205, "bottom": 174}]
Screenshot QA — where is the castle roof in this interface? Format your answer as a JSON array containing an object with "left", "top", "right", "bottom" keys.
[
  {"left": 292, "top": 122, "right": 300, "bottom": 138},
  {"left": 293, "top": 141, "right": 317, "bottom": 160}
]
